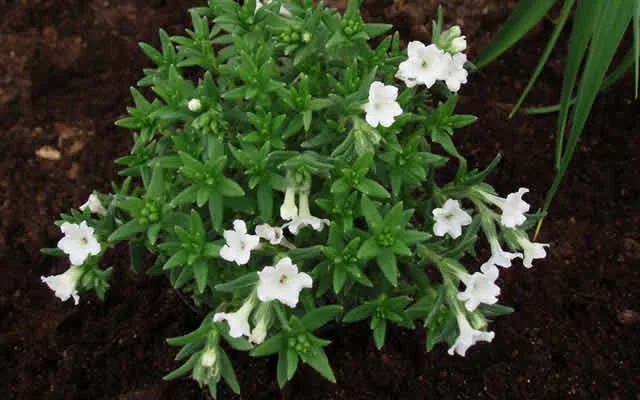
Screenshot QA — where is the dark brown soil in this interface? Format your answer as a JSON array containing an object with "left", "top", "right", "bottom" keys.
[{"left": 2, "top": 1, "right": 639, "bottom": 399}]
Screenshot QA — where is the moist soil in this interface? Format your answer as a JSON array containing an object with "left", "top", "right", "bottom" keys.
[{"left": 1, "top": 1, "right": 639, "bottom": 399}]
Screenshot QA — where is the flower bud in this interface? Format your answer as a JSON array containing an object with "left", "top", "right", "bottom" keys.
[{"left": 187, "top": 98, "right": 202, "bottom": 112}]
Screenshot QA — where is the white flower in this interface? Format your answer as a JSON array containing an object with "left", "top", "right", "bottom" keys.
[
  {"left": 450, "top": 36, "right": 467, "bottom": 53},
  {"left": 488, "top": 236, "right": 522, "bottom": 268},
  {"left": 219, "top": 220, "right": 260, "bottom": 265},
  {"left": 448, "top": 313, "right": 495, "bottom": 357},
  {"left": 481, "top": 188, "right": 531, "bottom": 228},
  {"left": 516, "top": 234, "right": 549, "bottom": 268},
  {"left": 257, "top": 257, "right": 312, "bottom": 308},
  {"left": 187, "top": 98, "right": 202, "bottom": 112},
  {"left": 57, "top": 221, "right": 101, "bottom": 266},
  {"left": 396, "top": 42, "right": 448, "bottom": 88},
  {"left": 213, "top": 300, "right": 254, "bottom": 338},
  {"left": 432, "top": 199, "right": 472, "bottom": 239},
  {"left": 442, "top": 53, "right": 468, "bottom": 93},
  {"left": 280, "top": 186, "right": 298, "bottom": 221},
  {"left": 457, "top": 263, "right": 501, "bottom": 312},
  {"left": 283, "top": 191, "right": 329, "bottom": 235},
  {"left": 79, "top": 194, "right": 107, "bottom": 216},
  {"left": 363, "top": 81, "right": 403, "bottom": 128},
  {"left": 200, "top": 348, "right": 218, "bottom": 368},
  {"left": 41, "top": 265, "right": 83, "bottom": 305},
  {"left": 250, "top": 317, "right": 269, "bottom": 344},
  {"left": 255, "top": 223, "right": 284, "bottom": 245}
]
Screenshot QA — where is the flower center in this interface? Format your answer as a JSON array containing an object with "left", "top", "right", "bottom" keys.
[
  {"left": 421, "top": 60, "right": 429, "bottom": 68},
  {"left": 81, "top": 236, "right": 89, "bottom": 245},
  {"left": 279, "top": 274, "right": 288, "bottom": 284}
]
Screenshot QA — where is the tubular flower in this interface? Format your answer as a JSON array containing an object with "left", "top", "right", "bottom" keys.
[
  {"left": 213, "top": 299, "right": 255, "bottom": 338},
  {"left": 448, "top": 312, "right": 495, "bottom": 357},
  {"left": 79, "top": 194, "right": 107, "bottom": 216},
  {"left": 457, "top": 263, "right": 501, "bottom": 311},
  {"left": 41, "top": 265, "right": 84, "bottom": 305},
  {"left": 200, "top": 347, "right": 218, "bottom": 368},
  {"left": 363, "top": 81, "right": 403, "bottom": 128},
  {"left": 57, "top": 221, "right": 101, "bottom": 266},
  {"left": 432, "top": 199, "right": 473, "bottom": 239},
  {"left": 219, "top": 220, "right": 260, "bottom": 265},
  {"left": 488, "top": 235, "right": 522, "bottom": 268},
  {"left": 515, "top": 233, "right": 549, "bottom": 268},
  {"left": 280, "top": 185, "right": 298, "bottom": 221},
  {"left": 442, "top": 53, "right": 468, "bottom": 93},
  {"left": 257, "top": 257, "right": 312, "bottom": 308},
  {"left": 396, "top": 42, "right": 448, "bottom": 88},
  {"left": 481, "top": 188, "right": 531, "bottom": 228},
  {"left": 283, "top": 191, "right": 329, "bottom": 235}
]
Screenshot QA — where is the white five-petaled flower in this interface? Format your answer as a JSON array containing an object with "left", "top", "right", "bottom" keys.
[
  {"left": 396, "top": 42, "right": 448, "bottom": 89},
  {"left": 213, "top": 300, "right": 254, "bottom": 338},
  {"left": 432, "top": 199, "right": 473, "bottom": 239},
  {"left": 280, "top": 186, "right": 298, "bottom": 221},
  {"left": 488, "top": 235, "right": 522, "bottom": 268},
  {"left": 257, "top": 257, "right": 312, "bottom": 308},
  {"left": 57, "top": 221, "right": 101, "bottom": 266},
  {"left": 448, "top": 312, "right": 495, "bottom": 357},
  {"left": 481, "top": 188, "right": 531, "bottom": 228},
  {"left": 363, "top": 81, "right": 403, "bottom": 128},
  {"left": 40, "top": 265, "right": 84, "bottom": 305},
  {"left": 187, "top": 98, "right": 202, "bottom": 112},
  {"left": 457, "top": 263, "right": 501, "bottom": 312},
  {"left": 219, "top": 220, "right": 260, "bottom": 265},
  {"left": 283, "top": 191, "right": 329, "bottom": 235},
  {"left": 79, "top": 194, "right": 107, "bottom": 216},
  {"left": 255, "top": 223, "right": 285, "bottom": 245},
  {"left": 442, "top": 53, "right": 468, "bottom": 93},
  {"left": 515, "top": 234, "right": 549, "bottom": 268}
]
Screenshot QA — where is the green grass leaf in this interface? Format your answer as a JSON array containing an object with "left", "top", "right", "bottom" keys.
[
  {"left": 509, "top": 0, "right": 576, "bottom": 118},
  {"left": 474, "top": 0, "right": 556, "bottom": 69}
]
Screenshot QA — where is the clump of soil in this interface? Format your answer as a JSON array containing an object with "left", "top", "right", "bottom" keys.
[{"left": 1, "top": 0, "right": 639, "bottom": 399}]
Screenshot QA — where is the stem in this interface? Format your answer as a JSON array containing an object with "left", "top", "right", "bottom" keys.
[{"left": 273, "top": 303, "right": 291, "bottom": 331}]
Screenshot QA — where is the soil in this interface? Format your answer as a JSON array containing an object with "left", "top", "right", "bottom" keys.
[{"left": 1, "top": 0, "right": 639, "bottom": 399}]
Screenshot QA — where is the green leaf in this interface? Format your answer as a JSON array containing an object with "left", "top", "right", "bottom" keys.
[
  {"left": 475, "top": 0, "right": 557, "bottom": 68},
  {"left": 129, "top": 240, "right": 146, "bottom": 273},
  {"left": 218, "top": 349, "right": 241, "bottom": 394},
  {"left": 509, "top": 0, "right": 576, "bottom": 118},
  {"left": 301, "top": 305, "right": 343, "bottom": 331},
  {"left": 214, "top": 272, "right": 258, "bottom": 293},
  {"left": 252, "top": 333, "right": 285, "bottom": 357},
  {"left": 343, "top": 302, "right": 376, "bottom": 323},
  {"left": 162, "top": 354, "right": 198, "bottom": 380},
  {"left": 277, "top": 349, "right": 289, "bottom": 388},
  {"left": 108, "top": 219, "right": 146, "bottom": 242},
  {"left": 302, "top": 348, "right": 336, "bottom": 383},
  {"left": 357, "top": 237, "right": 379, "bottom": 260},
  {"left": 373, "top": 319, "right": 386, "bottom": 350},
  {"left": 356, "top": 178, "right": 390, "bottom": 198},
  {"left": 376, "top": 251, "right": 396, "bottom": 283},
  {"left": 555, "top": 0, "right": 601, "bottom": 168},
  {"left": 193, "top": 259, "right": 209, "bottom": 293},
  {"left": 541, "top": 2, "right": 631, "bottom": 227},
  {"left": 41, "top": 248, "right": 64, "bottom": 256},
  {"left": 286, "top": 348, "right": 299, "bottom": 381},
  {"left": 360, "top": 196, "right": 382, "bottom": 227},
  {"left": 257, "top": 182, "right": 273, "bottom": 220},
  {"left": 479, "top": 304, "right": 515, "bottom": 318}
]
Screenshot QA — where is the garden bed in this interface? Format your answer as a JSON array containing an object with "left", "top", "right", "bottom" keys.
[{"left": 1, "top": 0, "right": 639, "bottom": 398}]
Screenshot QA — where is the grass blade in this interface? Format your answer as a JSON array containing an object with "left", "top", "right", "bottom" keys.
[
  {"left": 634, "top": 0, "right": 640, "bottom": 98},
  {"left": 474, "top": 0, "right": 556, "bottom": 69},
  {"left": 554, "top": 0, "right": 603, "bottom": 169},
  {"left": 523, "top": 48, "right": 636, "bottom": 115},
  {"left": 509, "top": 0, "right": 576, "bottom": 119},
  {"left": 536, "top": 2, "right": 632, "bottom": 238}
]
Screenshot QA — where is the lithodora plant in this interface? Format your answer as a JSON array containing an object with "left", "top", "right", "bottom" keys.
[{"left": 41, "top": 0, "right": 549, "bottom": 397}]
